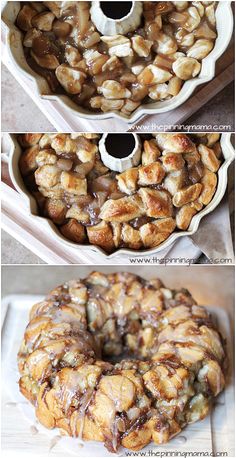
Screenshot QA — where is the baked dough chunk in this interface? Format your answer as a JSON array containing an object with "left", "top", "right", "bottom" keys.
[
  {"left": 60, "top": 219, "right": 86, "bottom": 243},
  {"left": 18, "top": 134, "right": 42, "bottom": 147},
  {"left": 117, "top": 168, "right": 139, "bottom": 195},
  {"left": 60, "top": 171, "right": 87, "bottom": 195},
  {"left": 173, "top": 183, "right": 202, "bottom": 207},
  {"left": 99, "top": 195, "right": 144, "bottom": 223},
  {"left": 19, "top": 145, "right": 40, "bottom": 176},
  {"left": 39, "top": 134, "right": 57, "bottom": 148},
  {"left": 198, "top": 144, "right": 221, "bottom": 172},
  {"left": 35, "top": 164, "right": 61, "bottom": 188},
  {"left": 121, "top": 224, "right": 143, "bottom": 249},
  {"left": 139, "top": 188, "right": 173, "bottom": 218},
  {"left": 142, "top": 139, "right": 161, "bottom": 165},
  {"left": 87, "top": 221, "right": 115, "bottom": 252},
  {"left": 44, "top": 199, "right": 67, "bottom": 224},
  {"left": 76, "top": 137, "right": 98, "bottom": 163},
  {"left": 176, "top": 201, "right": 203, "bottom": 230},
  {"left": 162, "top": 153, "right": 185, "bottom": 172},
  {"left": 138, "top": 162, "right": 166, "bottom": 186},
  {"left": 156, "top": 133, "right": 197, "bottom": 153},
  {"left": 198, "top": 168, "right": 217, "bottom": 205},
  {"left": 51, "top": 134, "right": 78, "bottom": 154},
  {"left": 206, "top": 134, "right": 220, "bottom": 147},
  {"left": 163, "top": 169, "right": 188, "bottom": 196},
  {"left": 111, "top": 222, "right": 122, "bottom": 248},
  {"left": 140, "top": 218, "right": 176, "bottom": 248}
]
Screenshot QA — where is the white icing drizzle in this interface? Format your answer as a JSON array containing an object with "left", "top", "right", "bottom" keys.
[
  {"left": 5, "top": 401, "right": 28, "bottom": 407},
  {"left": 30, "top": 425, "right": 39, "bottom": 435},
  {"left": 49, "top": 435, "right": 61, "bottom": 452},
  {"left": 175, "top": 435, "right": 187, "bottom": 444},
  {"left": 111, "top": 416, "right": 120, "bottom": 452},
  {"left": 17, "top": 273, "right": 226, "bottom": 454},
  {"left": 78, "top": 388, "right": 94, "bottom": 440}
]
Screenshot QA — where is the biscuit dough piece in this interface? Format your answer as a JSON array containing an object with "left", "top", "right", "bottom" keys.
[
  {"left": 176, "top": 201, "right": 203, "bottom": 230},
  {"left": 139, "top": 188, "right": 173, "bottom": 218},
  {"left": 99, "top": 195, "right": 145, "bottom": 223},
  {"left": 172, "top": 183, "right": 202, "bottom": 207},
  {"left": 87, "top": 221, "right": 115, "bottom": 252}
]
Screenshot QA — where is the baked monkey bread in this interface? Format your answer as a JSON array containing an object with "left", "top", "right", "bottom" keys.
[{"left": 18, "top": 272, "right": 226, "bottom": 452}]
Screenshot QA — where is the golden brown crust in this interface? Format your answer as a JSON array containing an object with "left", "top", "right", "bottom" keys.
[
  {"left": 60, "top": 219, "right": 86, "bottom": 243},
  {"left": 44, "top": 199, "right": 67, "bottom": 224},
  {"left": 162, "top": 153, "right": 185, "bottom": 172},
  {"left": 35, "top": 164, "right": 61, "bottom": 188},
  {"left": 19, "top": 145, "right": 40, "bottom": 176},
  {"left": 140, "top": 218, "right": 176, "bottom": 248},
  {"left": 87, "top": 221, "right": 115, "bottom": 252},
  {"left": 139, "top": 188, "right": 173, "bottom": 218},
  {"left": 111, "top": 222, "right": 122, "bottom": 248},
  {"left": 156, "top": 133, "right": 197, "bottom": 153},
  {"left": 199, "top": 168, "right": 217, "bottom": 205},
  {"left": 198, "top": 144, "right": 221, "bottom": 172},
  {"left": 142, "top": 139, "right": 161, "bottom": 165},
  {"left": 121, "top": 224, "right": 143, "bottom": 249},
  {"left": 99, "top": 195, "right": 144, "bottom": 223},
  {"left": 138, "top": 162, "right": 166, "bottom": 186},
  {"left": 18, "top": 134, "right": 43, "bottom": 147},
  {"left": 176, "top": 201, "right": 203, "bottom": 230},
  {"left": 60, "top": 171, "right": 87, "bottom": 195},
  {"left": 173, "top": 183, "right": 202, "bottom": 207},
  {"left": 117, "top": 168, "right": 139, "bottom": 195}
]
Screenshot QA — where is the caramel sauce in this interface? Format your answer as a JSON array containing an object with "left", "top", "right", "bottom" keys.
[{"left": 18, "top": 1, "right": 218, "bottom": 113}]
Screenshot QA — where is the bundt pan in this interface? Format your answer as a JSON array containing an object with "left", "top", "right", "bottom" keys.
[
  {"left": 5, "top": 133, "right": 235, "bottom": 259},
  {"left": 1, "top": 1, "right": 233, "bottom": 123}
]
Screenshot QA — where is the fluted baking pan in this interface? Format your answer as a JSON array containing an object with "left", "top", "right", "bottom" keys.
[
  {"left": 5, "top": 133, "right": 235, "bottom": 259},
  {"left": 1, "top": 1, "right": 234, "bottom": 123}
]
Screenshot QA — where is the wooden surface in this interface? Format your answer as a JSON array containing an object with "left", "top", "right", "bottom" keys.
[{"left": 1, "top": 284, "right": 235, "bottom": 457}]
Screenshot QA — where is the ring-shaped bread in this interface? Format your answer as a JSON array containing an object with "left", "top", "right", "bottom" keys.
[{"left": 18, "top": 272, "right": 226, "bottom": 452}]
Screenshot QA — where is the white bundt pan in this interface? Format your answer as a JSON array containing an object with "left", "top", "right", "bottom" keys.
[
  {"left": 1, "top": 1, "right": 233, "bottom": 124},
  {"left": 5, "top": 133, "right": 235, "bottom": 260}
]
